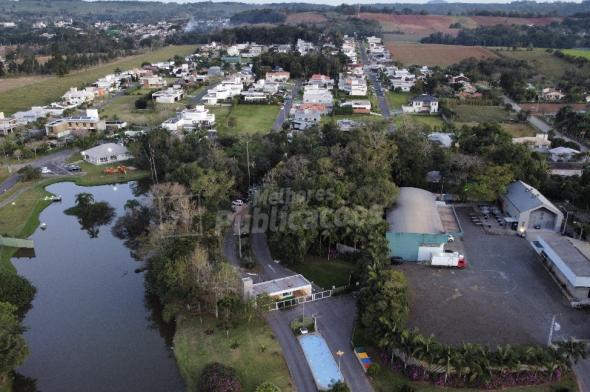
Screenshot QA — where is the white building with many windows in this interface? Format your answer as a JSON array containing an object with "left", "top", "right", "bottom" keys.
[{"left": 161, "top": 106, "right": 215, "bottom": 131}]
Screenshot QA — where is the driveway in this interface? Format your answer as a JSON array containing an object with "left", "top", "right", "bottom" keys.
[
  {"left": 0, "top": 148, "right": 76, "bottom": 195},
  {"left": 250, "top": 232, "right": 293, "bottom": 281},
  {"left": 273, "top": 81, "right": 302, "bottom": 131},
  {"left": 397, "top": 207, "right": 590, "bottom": 347},
  {"left": 266, "top": 295, "right": 374, "bottom": 392}
]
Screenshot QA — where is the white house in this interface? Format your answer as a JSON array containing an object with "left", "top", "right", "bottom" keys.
[
  {"left": 296, "top": 39, "right": 314, "bottom": 55},
  {"left": 152, "top": 88, "right": 184, "bottom": 103},
  {"left": 140, "top": 75, "right": 167, "bottom": 89},
  {"left": 548, "top": 146, "right": 580, "bottom": 162},
  {"left": 338, "top": 74, "right": 367, "bottom": 96},
  {"left": 402, "top": 95, "right": 439, "bottom": 114},
  {"left": 265, "top": 71, "right": 290, "bottom": 83},
  {"left": 0, "top": 112, "right": 17, "bottom": 135},
  {"left": 61, "top": 87, "right": 97, "bottom": 106},
  {"left": 81, "top": 143, "right": 132, "bottom": 165},
  {"left": 202, "top": 77, "right": 243, "bottom": 105},
  {"left": 161, "top": 105, "right": 215, "bottom": 131},
  {"left": 341, "top": 100, "right": 371, "bottom": 114},
  {"left": 428, "top": 132, "right": 454, "bottom": 148},
  {"left": 303, "top": 85, "right": 333, "bottom": 107},
  {"left": 541, "top": 88, "right": 566, "bottom": 102},
  {"left": 308, "top": 74, "right": 334, "bottom": 89}
]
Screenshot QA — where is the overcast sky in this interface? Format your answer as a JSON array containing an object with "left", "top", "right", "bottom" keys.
[{"left": 96, "top": 0, "right": 584, "bottom": 4}]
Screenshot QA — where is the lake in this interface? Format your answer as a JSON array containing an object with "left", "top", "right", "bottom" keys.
[{"left": 12, "top": 181, "right": 184, "bottom": 392}]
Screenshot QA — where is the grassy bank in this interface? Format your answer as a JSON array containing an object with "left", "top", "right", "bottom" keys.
[
  {"left": 0, "top": 45, "right": 196, "bottom": 115},
  {"left": 394, "top": 114, "right": 445, "bottom": 129},
  {"left": 211, "top": 104, "right": 280, "bottom": 135},
  {"left": 174, "top": 316, "right": 294, "bottom": 392}
]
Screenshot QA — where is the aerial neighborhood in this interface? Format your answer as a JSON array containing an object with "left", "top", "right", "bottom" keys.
[{"left": 1, "top": 1, "right": 590, "bottom": 392}]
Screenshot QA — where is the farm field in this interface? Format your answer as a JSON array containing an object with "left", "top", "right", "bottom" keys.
[
  {"left": 562, "top": 48, "right": 590, "bottom": 60},
  {"left": 360, "top": 13, "right": 560, "bottom": 41},
  {"left": 285, "top": 12, "right": 327, "bottom": 24},
  {"left": 497, "top": 48, "right": 574, "bottom": 80},
  {"left": 519, "top": 102, "right": 589, "bottom": 114},
  {"left": 386, "top": 42, "right": 498, "bottom": 66},
  {"left": 210, "top": 104, "right": 280, "bottom": 135},
  {"left": 0, "top": 45, "right": 196, "bottom": 115}
]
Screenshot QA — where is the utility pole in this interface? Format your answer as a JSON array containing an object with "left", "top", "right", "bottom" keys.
[
  {"left": 246, "top": 139, "right": 251, "bottom": 189},
  {"left": 547, "top": 314, "right": 560, "bottom": 347}
]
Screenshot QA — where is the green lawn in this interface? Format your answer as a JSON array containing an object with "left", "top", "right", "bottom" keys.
[
  {"left": 290, "top": 255, "right": 355, "bottom": 289},
  {"left": 450, "top": 105, "right": 511, "bottom": 123},
  {"left": 211, "top": 104, "right": 280, "bottom": 135},
  {"left": 99, "top": 95, "right": 186, "bottom": 127},
  {"left": 387, "top": 91, "right": 412, "bottom": 109},
  {"left": 501, "top": 122, "right": 538, "bottom": 138},
  {"left": 174, "top": 316, "right": 294, "bottom": 392},
  {"left": 321, "top": 113, "right": 386, "bottom": 125},
  {"left": 393, "top": 114, "right": 444, "bottom": 130},
  {"left": 563, "top": 48, "right": 590, "bottom": 60},
  {"left": 0, "top": 45, "right": 196, "bottom": 115}
]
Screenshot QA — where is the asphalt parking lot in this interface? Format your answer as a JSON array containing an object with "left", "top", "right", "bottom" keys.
[{"left": 397, "top": 207, "right": 590, "bottom": 347}]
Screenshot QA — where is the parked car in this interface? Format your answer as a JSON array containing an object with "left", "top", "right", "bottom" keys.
[
  {"left": 41, "top": 167, "right": 52, "bottom": 174},
  {"left": 65, "top": 164, "right": 81, "bottom": 172}
]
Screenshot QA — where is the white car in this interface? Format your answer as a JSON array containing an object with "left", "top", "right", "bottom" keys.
[
  {"left": 231, "top": 199, "right": 245, "bottom": 211},
  {"left": 41, "top": 167, "right": 52, "bottom": 174}
]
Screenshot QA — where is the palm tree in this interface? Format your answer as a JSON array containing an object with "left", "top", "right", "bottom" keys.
[
  {"left": 75, "top": 192, "right": 94, "bottom": 207},
  {"left": 124, "top": 199, "right": 141, "bottom": 211}
]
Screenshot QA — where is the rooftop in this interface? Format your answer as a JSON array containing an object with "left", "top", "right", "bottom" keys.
[
  {"left": 503, "top": 180, "right": 558, "bottom": 214},
  {"left": 535, "top": 232, "right": 590, "bottom": 287},
  {"left": 387, "top": 187, "right": 445, "bottom": 234},
  {"left": 251, "top": 274, "right": 311, "bottom": 297}
]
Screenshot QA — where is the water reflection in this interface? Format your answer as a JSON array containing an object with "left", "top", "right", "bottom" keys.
[
  {"left": 12, "top": 181, "right": 184, "bottom": 392},
  {"left": 64, "top": 192, "right": 116, "bottom": 238}
]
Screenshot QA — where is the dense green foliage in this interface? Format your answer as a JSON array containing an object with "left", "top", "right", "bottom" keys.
[
  {"left": 254, "top": 381, "right": 281, "bottom": 392},
  {"left": 252, "top": 51, "right": 348, "bottom": 80},
  {"left": 0, "top": 273, "right": 36, "bottom": 311},
  {"left": 230, "top": 9, "right": 286, "bottom": 25},
  {"left": 0, "top": 302, "right": 28, "bottom": 381},
  {"left": 198, "top": 362, "right": 242, "bottom": 392}
]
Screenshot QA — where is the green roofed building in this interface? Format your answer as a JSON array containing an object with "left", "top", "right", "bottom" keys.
[{"left": 386, "top": 187, "right": 462, "bottom": 261}]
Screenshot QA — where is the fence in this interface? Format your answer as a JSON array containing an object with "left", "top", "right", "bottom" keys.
[{"left": 269, "top": 288, "right": 338, "bottom": 311}]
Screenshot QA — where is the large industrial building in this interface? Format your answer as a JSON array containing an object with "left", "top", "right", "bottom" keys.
[
  {"left": 386, "top": 187, "right": 462, "bottom": 261},
  {"left": 501, "top": 181, "right": 564, "bottom": 233}
]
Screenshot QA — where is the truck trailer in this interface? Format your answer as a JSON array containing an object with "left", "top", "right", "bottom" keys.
[{"left": 430, "top": 251, "right": 466, "bottom": 269}]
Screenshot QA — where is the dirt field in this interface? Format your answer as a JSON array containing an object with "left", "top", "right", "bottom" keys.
[
  {"left": 361, "top": 13, "right": 562, "bottom": 41},
  {"left": 285, "top": 12, "right": 327, "bottom": 24},
  {"left": 386, "top": 42, "right": 498, "bottom": 66}
]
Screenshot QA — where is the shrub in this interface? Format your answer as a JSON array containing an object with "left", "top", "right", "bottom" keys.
[
  {"left": 0, "top": 272, "right": 36, "bottom": 309},
  {"left": 17, "top": 166, "right": 41, "bottom": 181},
  {"left": 255, "top": 381, "right": 281, "bottom": 392},
  {"left": 198, "top": 362, "right": 241, "bottom": 392},
  {"left": 396, "top": 385, "right": 416, "bottom": 392},
  {"left": 367, "top": 363, "right": 381, "bottom": 377}
]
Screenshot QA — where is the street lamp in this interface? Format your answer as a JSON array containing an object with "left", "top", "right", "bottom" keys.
[
  {"left": 547, "top": 314, "right": 561, "bottom": 347},
  {"left": 336, "top": 350, "right": 344, "bottom": 372}
]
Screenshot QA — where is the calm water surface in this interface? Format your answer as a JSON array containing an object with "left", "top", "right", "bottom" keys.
[{"left": 12, "top": 181, "right": 184, "bottom": 392}]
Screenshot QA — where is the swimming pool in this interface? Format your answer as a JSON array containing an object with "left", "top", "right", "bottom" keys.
[{"left": 298, "top": 334, "right": 344, "bottom": 390}]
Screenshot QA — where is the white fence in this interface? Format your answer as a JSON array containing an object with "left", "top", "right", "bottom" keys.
[{"left": 269, "top": 288, "right": 336, "bottom": 311}]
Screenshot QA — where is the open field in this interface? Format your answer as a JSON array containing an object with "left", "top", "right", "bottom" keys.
[
  {"left": 497, "top": 48, "right": 574, "bottom": 80},
  {"left": 563, "top": 48, "right": 590, "bottom": 60},
  {"left": 285, "top": 12, "right": 327, "bottom": 24},
  {"left": 387, "top": 91, "right": 412, "bottom": 109},
  {"left": 321, "top": 113, "right": 385, "bottom": 125},
  {"left": 211, "top": 104, "right": 280, "bottom": 135},
  {"left": 99, "top": 95, "right": 186, "bottom": 126},
  {"left": 290, "top": 255, "right": 354, "bottom": 289},
  {"left": 450, "top": 104, "right": 511, "bottom": 123},
  {"left": 387, "top": 42, "right": 498, "bottom": 67},
  {"left": 394, "top": 114, "right": 445, "bottom": 129},
  {"left": 501, "top": 122, "right": 538, "bottom": 138},
  {"left": 174, "top": 316, "right": 294, "bottom": 392},
  {"left": 361, "top": 13, "right": 562, "bottom": 41},
  {"left": 0, "top": 45, "right": 196, "bottom": 115},
  {"left": 519, "top": 102, "right": 589, "bottom": 115},
  {"left": 0, "top": 75, "right": 47, "bottom": 94}
]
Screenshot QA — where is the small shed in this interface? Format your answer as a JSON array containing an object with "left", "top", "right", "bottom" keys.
[{"left": 241, "top": 274, "right": 312, "bottom": 300}]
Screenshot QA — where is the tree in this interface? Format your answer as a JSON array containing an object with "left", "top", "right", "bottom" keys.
[
  {"left": 0, "top": 273, "right": 36, "bottom": 309},
  {"left": 198, "top": 362, "right": 241, "bottom": 392},
  {"left": 17, "top": 166, "right": 40, "bottom": 181},
  {"left": 464, "top": 165, "right": 514, "bottom": 202},
  {"left": 328, "top": 381, "right": 350, "bottom": 392},
  {"left": 0, "top": 302, "right": 28, "bottom": 382},
  {"left": 255, "top": 381, "right": 281, "bottom": 392}
]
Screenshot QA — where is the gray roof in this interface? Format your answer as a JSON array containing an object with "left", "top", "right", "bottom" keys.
[
  {"left": 251, "top": 274, "right": 311, "bottom": 296},
  {"left": 536, "top": 232, "right": 590, "bottom": 286},
  {"left": 82, "top": 143, "right": 129, "bottom": 158},
  {"left": 503, "top": 180, "right": 557, "bottom": 214},
  {"left": 387, "top": 187, "right": 445, "bottom": 234},
  {"left": 412, "top": 94, "right": 438, "bottom": 103}
]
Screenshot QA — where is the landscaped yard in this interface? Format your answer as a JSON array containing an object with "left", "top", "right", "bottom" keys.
[
  {"left": 290, "top": 255, "right": 355, "bottom": 289},
  {"left": 321, "top": 113, "right": 386, "bottom": 125},
  {"left": 387, "top": 91, "right": 412, "bottom": 109},
  {"left": 0, "top": 45, "right": 195, "bottom": 115},
  {"left": 210, "top": 104, "right": 280, "bottom": 135},
  {"left": 173, "top": 316, "right": 294, "bottom": 392},
  {"left": 393, "top": 114, "right": 445, "bottom": 130},
  {"left": 99, "top": 95, "right": 186, "bottom": 126}
]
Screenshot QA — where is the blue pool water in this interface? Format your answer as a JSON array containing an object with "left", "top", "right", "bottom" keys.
[{"left": 298, "top": 334, "right": 344, "bottom": 390}]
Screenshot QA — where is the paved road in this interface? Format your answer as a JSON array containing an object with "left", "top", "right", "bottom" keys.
[
  {"left": 267, "top": 295, "right": 374, "bottom": 392},
  {"left": 273, "top": 81, "right": 302, "bottom": 131},
  {"left": 502, "top": 95, "right": 588, "bottom": 152},
  {"left": 0, "top": 148, "right": 76, "bottom": 195},
  {"left": 250, "top": 232, "right": 292, "bottom": 280},
  {"left": 358, "top": 42, "right": 391, "bottom": 120}
]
